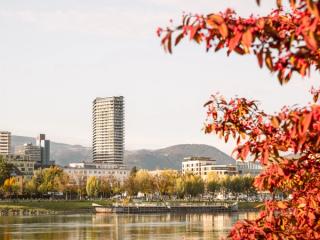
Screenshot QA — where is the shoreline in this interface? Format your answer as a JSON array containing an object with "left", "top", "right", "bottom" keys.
[{"left": 0, "top": 200, "right": 262, "bottom": 216}]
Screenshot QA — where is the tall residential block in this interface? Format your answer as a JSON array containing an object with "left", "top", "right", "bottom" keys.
[
  {"left": 93, "top": 96, "right": 124, "bottom": 164},
  {"left": 36, "top": 134, "right": 50, "bottom": 166},
  {"left": 0, "top": 131, "right": 11, "bottom": 155}
]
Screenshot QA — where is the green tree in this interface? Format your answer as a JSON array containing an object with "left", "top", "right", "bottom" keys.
[
  {"left": 86, "top": 176, "right": 101, "bottom": 198},
  {"left": 109, "top": 176, "right": 122, "bottom": 196},
  {"left": 0, "top": 156, "right": 14, "bottom": 186},
  {"left": 100, "top": 177, "right": 112, "bottom": 198},
  {"left": 242, "top": 175, "right": 256, "bottom": 198}
]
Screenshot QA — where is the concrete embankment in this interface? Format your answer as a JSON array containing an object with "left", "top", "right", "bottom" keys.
[{"left": 0, "top": 207, "right": 55, "bottom": 216}]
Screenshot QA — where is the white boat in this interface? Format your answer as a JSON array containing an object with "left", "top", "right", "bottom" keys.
[{"left": 92, "top": 203, "right": 113, "bottom": 213}]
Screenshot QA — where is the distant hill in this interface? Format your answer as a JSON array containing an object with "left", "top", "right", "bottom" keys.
[
  {"left": 11, "top": 135, "right": 92, "bottom": 167},
  {"left": 125, "top": 144, "right": 236, "bottom": 170},
  {"left": 12, "top": 136, "right": 235, "bottom": 170}
]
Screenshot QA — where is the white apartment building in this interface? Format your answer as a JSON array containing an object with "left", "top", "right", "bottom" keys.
[
  {"left": 182, "top": 156, "right": 238, "bottom": 179},
  {"left": 182, "top": 157, "right": 216, "bottom": 175},
  {"left": 15, "top": 143, "right": 41, "bottom": 163},
  {"left": 64, "top": 162, "right": 129, "bottom": 183},
  {"left": 93, "top": 96, "right": 124, "bottom": 164},
  {"left": 0, "top": 131, "right": 11, "bottom": 155}
]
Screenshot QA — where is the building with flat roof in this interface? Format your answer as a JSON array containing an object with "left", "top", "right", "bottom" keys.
[
  {"left": 182, "top": 156, "right": 216, "bottom": 176},
  {"left": 4, "top": 154, "right": 36, "bottom": 177},
  {"left": 182, "top": 156, "right": 238, "bottom": 179},
  {"left": 64, "top": 162, "right": 129, "bottom": 183},
  {"left": 15, "top": 143, "right": 41, "bottom": 163},
  {"left": 92, "top": 96, "right": 124, "bottom": 164},
  {"left": 0, "top": 131, "right": 11, "bottom": 155}
]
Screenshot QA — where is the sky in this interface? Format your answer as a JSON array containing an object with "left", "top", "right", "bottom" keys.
[{"left": 1, "top": 0, "right": 319, "bottom": 154}]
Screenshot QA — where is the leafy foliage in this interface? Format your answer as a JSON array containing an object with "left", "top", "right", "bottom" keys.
[
  {"left": 159, "top": 0, "right": 320, "bottom": 84},
  {"left": 0, "top": 156, "right": 14, "bottom": 186},
  {"left": 86, "top": 176, "right": 101, "bottom": 197},
  {"left": 204, "top": 91, "right": 320, "bottom": 239},
  {"left": 159, "top": 0, "right": 320, "bottom": 238}
]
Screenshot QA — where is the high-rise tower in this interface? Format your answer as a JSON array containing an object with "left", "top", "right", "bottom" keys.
[
  {"left": 36, "top": 134, "right": 50, "bottom": 166},
  {"left": 92, "top": 96, "right": 124, "bottom": 164}
]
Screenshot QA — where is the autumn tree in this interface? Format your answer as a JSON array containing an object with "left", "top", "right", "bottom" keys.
[
  {"left": 153, "top": 170, "right": 178, "bottom": 198},
  {"left": 26, "top": 166, "right": 69, "bottom": 197},
  {"left": 159, "top": 0, "right": 320, "bottom": 238},
  {"left": 2, "top": 177, "right": 20, "bottom": 198},
  {"left": 134, "top": 170, "right": 155, "bottom": 195},
  {"left": 100, "top": 177, "right": 112, "bottom": 198},
  {"left": 176, "top": 173, "right": 205, "bottom": 198},
  {"left": 40, "top": 166, "right": 69, "bottom": 195},
  {"left": 206, "top": 172, "right": 221, "bottom": 196},
  {"left": 123, "top": 174, "right": 138, "bottom": 196}
]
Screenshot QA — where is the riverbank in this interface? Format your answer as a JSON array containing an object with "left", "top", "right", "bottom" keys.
[
  {"left": 0, "top": 200, "right": 111, "bottom": 216},
  {"left": 0, "top": 200, "right": 262, "bottom": 216}
]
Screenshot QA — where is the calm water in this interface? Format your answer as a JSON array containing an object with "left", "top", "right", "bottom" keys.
[{"left": 0, "top": 212, "right": 257, "bottom": 240}]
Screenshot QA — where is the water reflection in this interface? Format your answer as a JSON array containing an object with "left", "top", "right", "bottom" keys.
[{"left": 0, "top": 212, "right": 257, "bottom": 240}]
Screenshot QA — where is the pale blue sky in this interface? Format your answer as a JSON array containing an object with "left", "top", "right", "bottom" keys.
[{"left": 1, "top": 0, "right": 319, "bottom": 154}]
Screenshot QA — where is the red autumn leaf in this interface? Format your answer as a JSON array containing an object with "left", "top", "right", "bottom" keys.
[
  {"left": 175, "top": 32, "right": 184, "bottom": 46},
  {"left": 229, "top": 32, "right": 242, "bottom": 51},
  {"left": 257, "top": 49, "right": 264, "bottom": 68}
]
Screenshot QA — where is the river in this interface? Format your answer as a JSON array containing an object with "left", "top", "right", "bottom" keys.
[{"left": 0, "top": 212, "right": 257, "bottom": 240}]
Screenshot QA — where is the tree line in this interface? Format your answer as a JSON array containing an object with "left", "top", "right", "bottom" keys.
[{"left": 0, "top": 157, "right": 256, "bottom": 200}]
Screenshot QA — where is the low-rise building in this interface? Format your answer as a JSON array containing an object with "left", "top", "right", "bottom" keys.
[
  {"left": 182, "top": 156, "right": 238, "bottom": 179},
  {"left": 64, "top": 162, "right": 130, "bottom": 183},
  {"left": 4, "top": 154, "right": 36, "bottom": 178},
  {"left": 15, "top": 143, "right": 41, "bottom": 163},
  {"left": 182, "top": 157, "right": 216, "bottom": 175}
]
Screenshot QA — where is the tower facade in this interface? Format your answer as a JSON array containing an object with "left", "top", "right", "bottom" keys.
[
  {"left": 0, "top": 131, "right": 11, "bottom": 155},
  {"left": 92, "top": 96, "right": 124, "bottom": 164},
  {"left": 36, "top": 134, "right": 50, "bottom": 166}
]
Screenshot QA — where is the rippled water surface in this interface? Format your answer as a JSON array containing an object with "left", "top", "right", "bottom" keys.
[{"left": 0, "top": 212, "right": 257, "bottom": 240}]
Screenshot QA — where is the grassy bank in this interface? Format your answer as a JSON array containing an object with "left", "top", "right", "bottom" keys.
[{"left": 0, "top": 200, "right": 112, "bottom": 212}]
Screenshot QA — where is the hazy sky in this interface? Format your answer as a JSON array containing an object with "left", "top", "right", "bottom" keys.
[{"left": 1, "top": 0, "right": 319, "bottom": 154}]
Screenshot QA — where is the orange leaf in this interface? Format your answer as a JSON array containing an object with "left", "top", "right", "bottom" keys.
[
  {"left": 242, "top": 30, "right": 253, "bottom": 48},
  {"left": 304, "top": 31, "right": 318, "bottom": 51},
  {"left": 277, "top": 201, "right": 287, "bottom": 209},
  {"left": 265, "top": 52, "right": 273, "bottom": 71},
  {"left": 219, "top": 23, "right": 228, "bottom": 38},
  {"left": 207, "top": 14, "right": 224, "bottom": 25}
]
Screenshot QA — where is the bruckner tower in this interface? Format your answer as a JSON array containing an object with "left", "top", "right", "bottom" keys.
[{"left": 92, "top": 96, "right": 124, "bottom": 164}]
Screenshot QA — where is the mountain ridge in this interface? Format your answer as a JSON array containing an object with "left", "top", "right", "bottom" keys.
[{"left": 11, "top": 135, "right": 235, "bottom": 170}]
